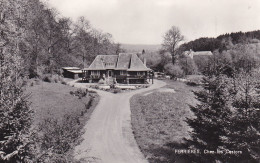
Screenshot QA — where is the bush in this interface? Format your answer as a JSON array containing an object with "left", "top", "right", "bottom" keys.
[
  {"left": 98, "top": 79, "right": 105, "bottom": 84},
  {"left": 61, "top": 81, "right": 67, "bottom": 85},
  {"left": 41, "top": 74, "right": 64, "bottom": 83},
  {"left": 35, "top": 114, "right": 80, "bottom": 162},
  {"left": 113, "top": 88, "right": 121, "bottom": 94},
  {"left": 179, "top": 56, "right": 198, "bottom": 75},
  {"left": 84, "top": 97, "right": 93, "bottom": 110},
  {"left": 70, "top": 89, "right": 88, "bottom": 99},
  {"left": 164, "top": 63, "right": 184, "bottom": 78},
  {"left": 186, "top": 81, "right": 198, "bottom": 86},
  {"left": 42, "top": 74, "right": 52, "bottom": 83},
  {"left": 0, "top": 51, "right": 33, "bottom": 161}
]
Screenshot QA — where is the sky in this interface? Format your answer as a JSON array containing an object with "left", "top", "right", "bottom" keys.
[{"left": 45, "top": 0, "right": 260, "bottom": 44}]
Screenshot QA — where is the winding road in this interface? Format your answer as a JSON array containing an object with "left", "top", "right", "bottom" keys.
[{"left": 72, "top": 80, "right": 166, "bottom": 163}]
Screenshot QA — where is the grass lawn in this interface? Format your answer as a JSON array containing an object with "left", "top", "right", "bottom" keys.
[
  {"left": 25, "top": 80, "right": 99, "bottom": 161},
  {"left": 25, "top": 81, "right": 99, "bottom": 126},
  {"left": 130, "top": 80, "right": 200, "bottom": 163}
]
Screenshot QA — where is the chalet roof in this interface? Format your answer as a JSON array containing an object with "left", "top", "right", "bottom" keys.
[
  {"left": 62, "top": 67, "right": 81, "bottom": 70},
  {"left": 87, "top": 55, "right": 118, "bottom": 70},
  {"left": 128, "top": 53, "right": 149, "bottom": 71},
  {"left": 84, "top": 53, "right": 150, "bottom": 71},
  {"left": 116, "top": 53, "right": 131, "bottom": 70}
]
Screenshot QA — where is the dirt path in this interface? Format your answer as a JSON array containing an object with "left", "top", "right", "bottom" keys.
[{"left": 71, "top": 80, "right": 166, "bottom": 163}]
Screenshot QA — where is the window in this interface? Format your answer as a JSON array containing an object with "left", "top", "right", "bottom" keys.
[
  {"left": 120, "top": 70, "right": 127, "bottom": 75},
  {"left": 91, "top": 70, "right": 100, "bottom": 75},
  {"left": 137, "top": 71, "right": 145, "bottom": 76},
  {"left": 105, "top": 63, "right": 114, "bottom": 66}
]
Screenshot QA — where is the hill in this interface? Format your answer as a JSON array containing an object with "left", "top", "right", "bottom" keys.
[
  {"left": 180, "top": 30, "right": 260, "bottom": 52},
  {"left": 121, "top": 44, "right": 161, "bottom": 52}
]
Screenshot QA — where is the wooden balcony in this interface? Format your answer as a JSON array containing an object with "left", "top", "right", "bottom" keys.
[
  {"left": 114, "top": 75, "right": 127, "bottom": 79},
  {"left": 127, "top": 75, "right": 147, "bottom": 79},
  {"left": 114, "top": 75, "right": 147, "bottom": 79}
]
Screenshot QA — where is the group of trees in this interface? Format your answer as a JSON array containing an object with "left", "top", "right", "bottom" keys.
[
  {"left": 0, "top": 1, "right": 33, "bottom": 161},
  {"left": 158, "top": 25, "right": 260, "bottom": 162},
  {"left": 0, "top": 0, "right": 122, "bottom": 161},
  {"left": 1, "top": 0, "right": 122, "bottom": 78},
  {"left": 180, "top": 30, "right": 260, "bottom": 53},
  {"left": 156, "top": 26, "right": 197, "bottom": 78},
  {"left": 155, "top": 26, "right": 260, "bottom": 78},
  {"left": 186, "top": 45, "right": 260, "bottom": 162}
]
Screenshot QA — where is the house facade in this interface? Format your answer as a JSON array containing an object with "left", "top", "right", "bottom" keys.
[
  {"left": 183, "top": 50, "right": 213, "bottom": 59},
  {"left": 82, "top": 53, "right": 151, "bottom": 84}
]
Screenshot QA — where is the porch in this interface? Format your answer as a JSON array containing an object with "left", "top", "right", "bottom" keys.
[{"left": 81, "top": 69, "right": 151, "bottom": 84}]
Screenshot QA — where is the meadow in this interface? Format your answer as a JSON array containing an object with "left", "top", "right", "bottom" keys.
[
  {"left": 25, "top": 80, "right": 99, "bottom": 161},
  {"left": 130, "top": 80, "right": 200, "bottom": 163}
]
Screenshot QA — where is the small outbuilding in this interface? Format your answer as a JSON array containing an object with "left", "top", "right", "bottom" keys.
[{"left": 62, "top": 67, "right": 83, "bottom": 79}]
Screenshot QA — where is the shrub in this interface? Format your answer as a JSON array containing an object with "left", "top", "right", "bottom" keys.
[
  {"left": 70, "top": 89, "right": 88, "bottom": 99},
  {"left": 84, "top": 97, "right": 93, "bottom": 110},
  {"left": 179, "top": 57, "right": 198, "bottom": 75},
  {"left": 164, "top": 63, "right": 184, "bottom": 78},
  {"left": 42, "top": 74, "right": 52, "bottom": 83},
  {"left": 0, "top": 51, "right": 33, "bottom": 161},
  {"left": 98, "top": 79, "right": 105, "bottom": 84},
  {"left": 113, "top": 88, "right": 121, "bottom": 94},
  {"left": 35, "top": 114, "right": 80, "bottom": 162},
  {"left": 61, "top": 81, "right": 67, "bottom": 85},
  {"left": 186, "top": 81, "right": 198, "bottom": 86}
]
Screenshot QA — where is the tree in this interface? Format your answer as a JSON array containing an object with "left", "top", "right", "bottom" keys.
[
  {"left": 72, "top": 16, "right": 93, "bottom": 67},
  {"left": 178, "top": 55, "right": 198, "bottom": 75},
  {"left": 186, "top": 74, "right": 234, "bottom": 162},
  {"left": 162, "top": 26, "right": 184, "bottom": 64},
  {"left": 115, "top": 43, "right": 125, "bottom": 55},
  {"left": 222, "top": 71, "right": 260, "bottom": 162},
  {"left": 0, "top": 1, "right": 33, "bottom": 161},
  {"left": 186, "top": 52, "right": 260, "bottom": 162},
  {"left": 164, "top": 63, "right": 184, "bottom": 78}
]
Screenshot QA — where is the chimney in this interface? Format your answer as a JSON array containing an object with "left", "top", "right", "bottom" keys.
[{"left": 144, "top": 57, "right": 146, "bottom": 66}]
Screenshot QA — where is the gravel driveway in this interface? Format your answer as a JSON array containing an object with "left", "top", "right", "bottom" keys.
[{"left": 72, "top": 80, "right": 166, "bottom": 163}]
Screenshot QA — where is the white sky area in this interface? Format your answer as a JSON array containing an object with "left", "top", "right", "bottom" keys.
[{"left": 45, "top": 0, "right": 260, "bottom": 44}]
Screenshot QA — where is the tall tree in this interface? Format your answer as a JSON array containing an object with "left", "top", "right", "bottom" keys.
[
  {"left": 162, "top": 26, "right": 184, "bottom": 64},
  {"left": 0, "top": 0, "right": 33, "bottom": 161}
]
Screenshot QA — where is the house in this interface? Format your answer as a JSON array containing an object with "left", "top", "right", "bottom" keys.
[
  {"left": 183, "top": 50, "right": 213, "bottom": 59},
  {"left": 82, "top": 53, "right": 151, "bottom": 84},
  {"left": 62, "top": 67, "right": 83, "bottom": 79}
]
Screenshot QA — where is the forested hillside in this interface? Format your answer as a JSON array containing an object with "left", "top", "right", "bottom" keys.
[{"left": 180, "top": 30, "right": 260, "bottom": 52}]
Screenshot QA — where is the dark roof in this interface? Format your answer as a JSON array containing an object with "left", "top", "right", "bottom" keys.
[
  {"left": 116, "top": 53, "right": 131, "bottom": 70},
  {"left": 128, "top": 53, "right": 148, "bottom": 71},
  {"left": 84, "top": 53, "right": 150, "bottom": 71}
]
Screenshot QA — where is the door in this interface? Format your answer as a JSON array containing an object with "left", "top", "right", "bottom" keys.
[{"left": 108, "top": 70, "right": 112, "bottom": 77}]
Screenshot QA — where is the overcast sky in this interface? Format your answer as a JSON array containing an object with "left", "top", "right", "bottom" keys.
[{"left": 46, "top": 0, "right": 260, "bottom": 44}]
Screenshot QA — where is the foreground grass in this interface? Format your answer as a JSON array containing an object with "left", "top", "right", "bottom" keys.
[
  {"left": 26, "top": 81, "right": 98, "bottom": 125},
  {"left": 25, "top": 80, "right": 99, "bottom": 162},
  {"left": 130, "top": 80, "right": 200, "bottom": 163}
]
